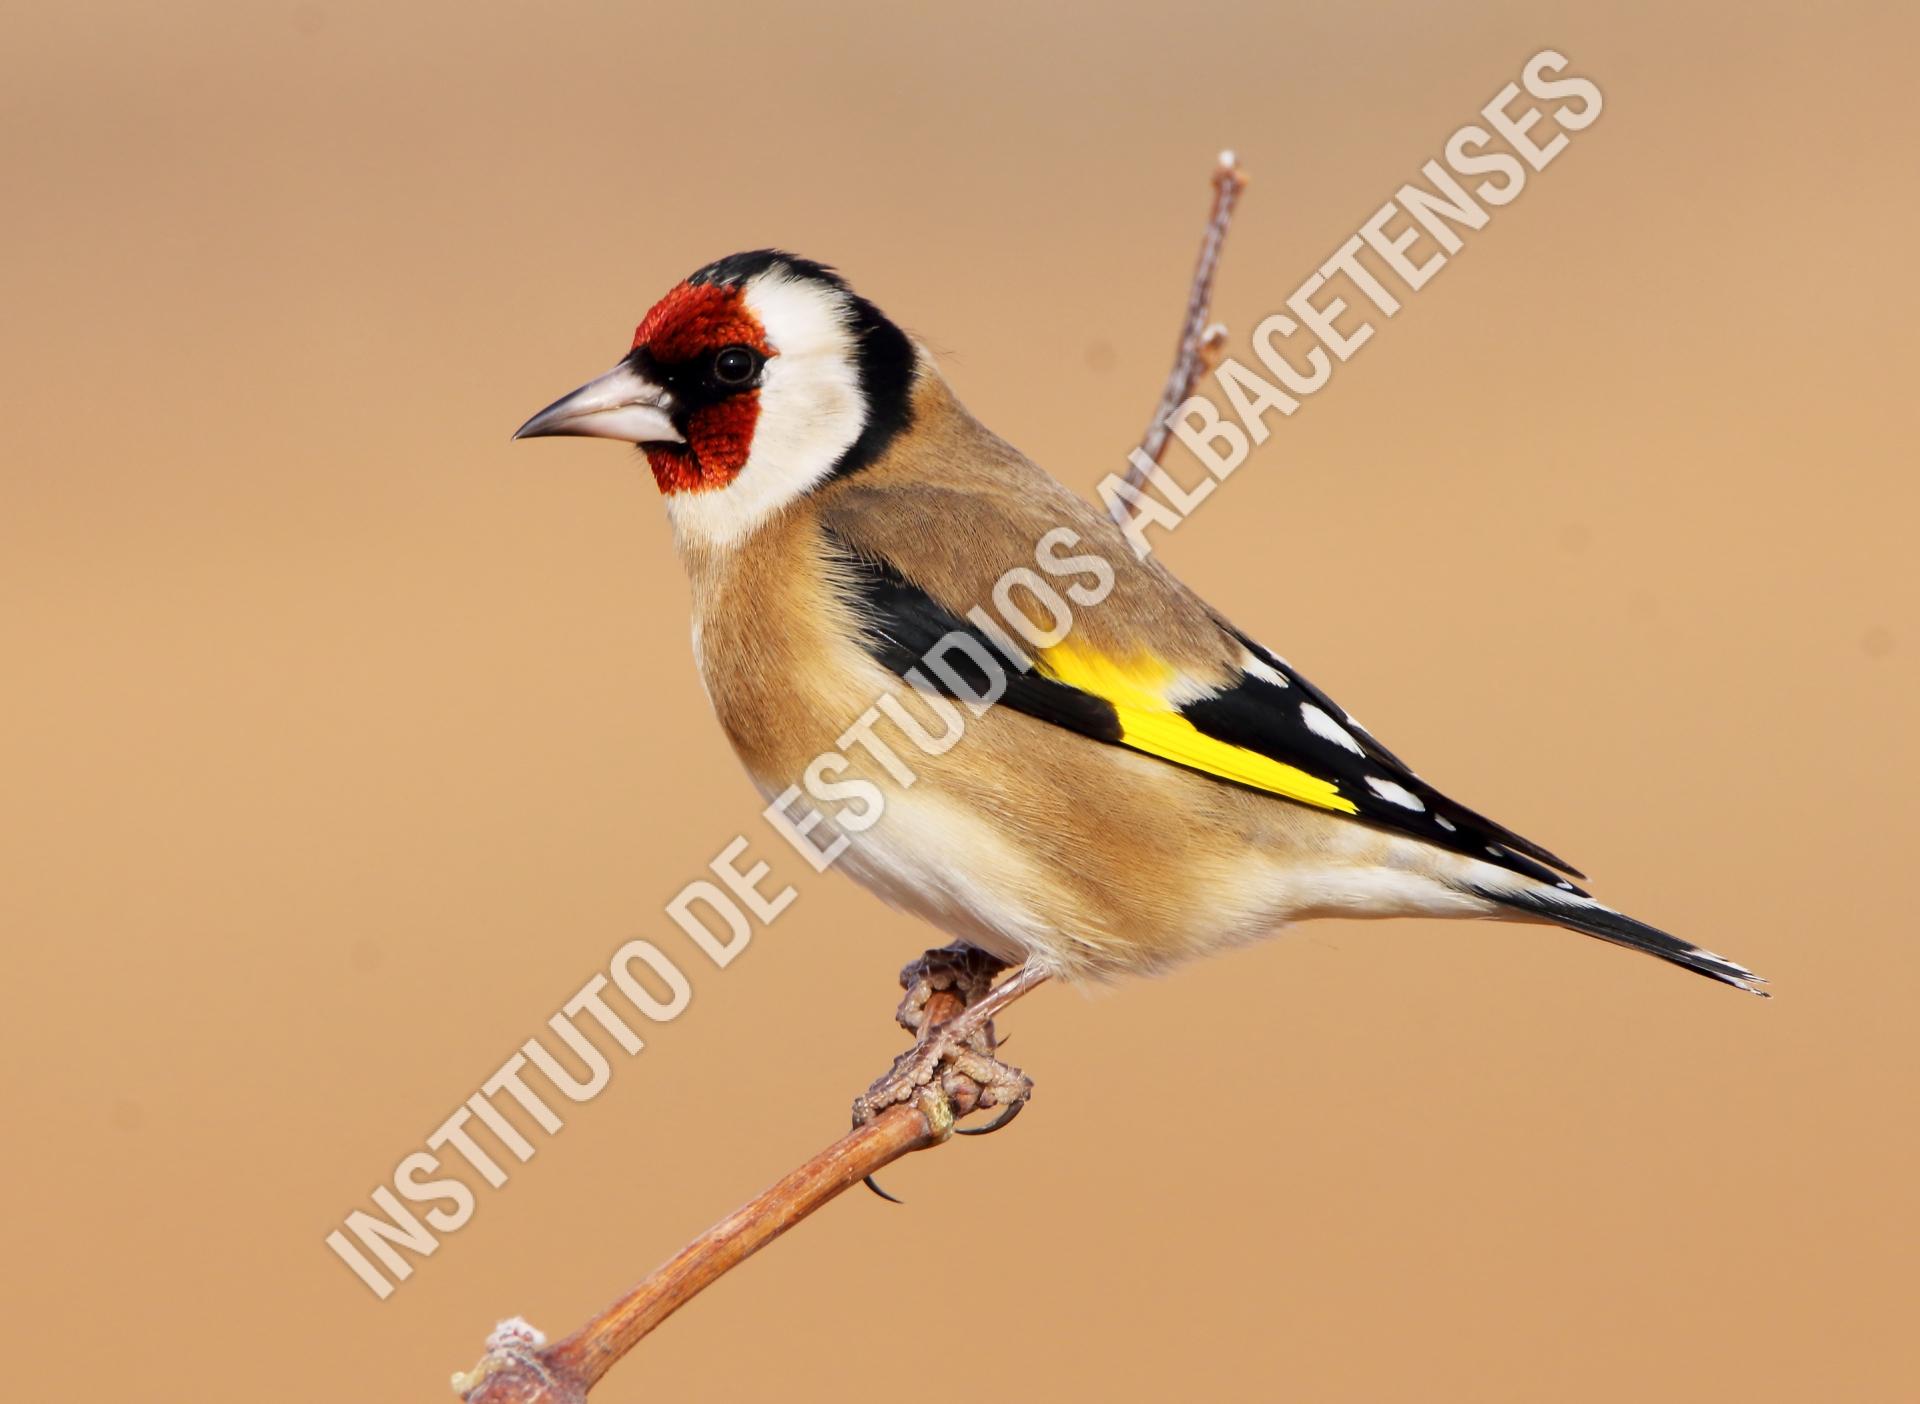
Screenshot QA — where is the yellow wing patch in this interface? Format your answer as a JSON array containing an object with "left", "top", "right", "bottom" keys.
[{"left": 1037, "top": 642, "right": 1358, "bottom": 814}]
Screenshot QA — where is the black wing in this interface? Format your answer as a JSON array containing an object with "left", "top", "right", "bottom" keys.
[{"left": 828, "top": 533, "right": 1587, "bottom": 894}]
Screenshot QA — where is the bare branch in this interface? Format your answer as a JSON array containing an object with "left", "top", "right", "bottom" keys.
[
  {"left": 1113, "top": 150, "right": 1249, "bottom": 524},
  {"left": 452, "top": 991, "right": 965, "bottom": 1404}
]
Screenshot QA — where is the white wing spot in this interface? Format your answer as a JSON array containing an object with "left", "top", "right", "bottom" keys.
[
  {"left": 1434, "top": 815, "right": 1457, "bottom": 832},
  {"left": 1365, "top": 776, "right": 1425, "bottom": 811},
  {"left": 1300, "top": 702, "right": 1364, "bottom": 755},
  {"left": 1242, "top": 653, "right": 1289, "bottom": 688}
]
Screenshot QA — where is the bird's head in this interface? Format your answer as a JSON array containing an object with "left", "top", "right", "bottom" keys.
[{"left": 515, "top": 250, "right": 916, "bottom": 546}]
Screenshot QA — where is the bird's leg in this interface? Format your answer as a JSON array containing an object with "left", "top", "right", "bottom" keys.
[
  {"left": 852, "top": 946, "right": 1047, "bottom": 1136},
  {"left": 891, "top": 940, "right": 1008, "bottom": 1039}
]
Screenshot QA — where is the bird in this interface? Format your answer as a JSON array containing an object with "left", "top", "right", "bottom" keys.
[{"left": 515, "top": 249, "right": 1763, "bottom": 1122}]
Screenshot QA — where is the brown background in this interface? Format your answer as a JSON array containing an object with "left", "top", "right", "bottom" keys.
[{"left": 3, "top": 2, "right": 1915, "bottom": 1399}]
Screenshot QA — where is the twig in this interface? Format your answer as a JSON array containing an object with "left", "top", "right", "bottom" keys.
[
  {"left": 451, "top": 152, "right": 1251, "bottom": 1401},
  {"left": 1114, "top": 149, "right": 1248, "bottom": 523},
  {"left": 450, "top": 990, "right": 964, "bottom": 1404}
]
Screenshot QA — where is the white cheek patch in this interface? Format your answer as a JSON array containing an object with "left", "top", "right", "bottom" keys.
[{"left": 666, "top": 272, "right": 869, "bottom": 551}]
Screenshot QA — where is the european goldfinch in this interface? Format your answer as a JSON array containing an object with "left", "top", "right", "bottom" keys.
[{"left": 515, "top": 250, "right": 1764, "bottom": 1032}]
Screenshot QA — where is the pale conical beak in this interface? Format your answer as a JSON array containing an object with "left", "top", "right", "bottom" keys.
[{"left": 513, "top": 361, "right": 684, "bottom": 444}]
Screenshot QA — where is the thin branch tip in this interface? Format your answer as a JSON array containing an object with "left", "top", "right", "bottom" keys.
[{"left": 1115, "top": 152, "right": 1250, "bottom": 518}]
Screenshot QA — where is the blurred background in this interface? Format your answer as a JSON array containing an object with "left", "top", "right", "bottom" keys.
[{"left": 3, "top": 2, "right": 1915, "bottom": 1399}]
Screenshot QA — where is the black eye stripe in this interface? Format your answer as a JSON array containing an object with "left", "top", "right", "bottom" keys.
[{"left": 624, "top": 346, "right": 764, "bottom": 429}]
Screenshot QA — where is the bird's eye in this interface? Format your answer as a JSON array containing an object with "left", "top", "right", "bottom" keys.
[{"left": 712, "top": 345, "right": 760, "bottom": 387}]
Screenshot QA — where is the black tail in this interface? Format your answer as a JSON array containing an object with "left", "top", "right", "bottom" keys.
[{"left": 1473, "top": 884, "right": 1768, "bottom": 996}]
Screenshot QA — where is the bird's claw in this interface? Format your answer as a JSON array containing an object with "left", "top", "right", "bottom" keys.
[
  {"left": 855, "top": 944, "right": 1032, "bottom": 1134},
  {"left": 953, "top": 1098, "right": 1025, "bottom": 1136},
  {"left": 850, "top": 1019, "right": 1033, "bottom": 1136},
  {"left": 854, "top": 947, "right": 1041, "bottom": 1201}
]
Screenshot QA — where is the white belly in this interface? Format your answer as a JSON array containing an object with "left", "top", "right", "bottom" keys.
[{"left": 811, "top": 782, "right": 1060, "bottom": 970}]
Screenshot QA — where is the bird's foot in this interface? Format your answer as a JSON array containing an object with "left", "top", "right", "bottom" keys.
[
  {"left": 852, "top": 948, "right": 1043, "bottom": 1140},
  {"left": 851, "top": 1019, "right": 1034, "bottom": 1137}
]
